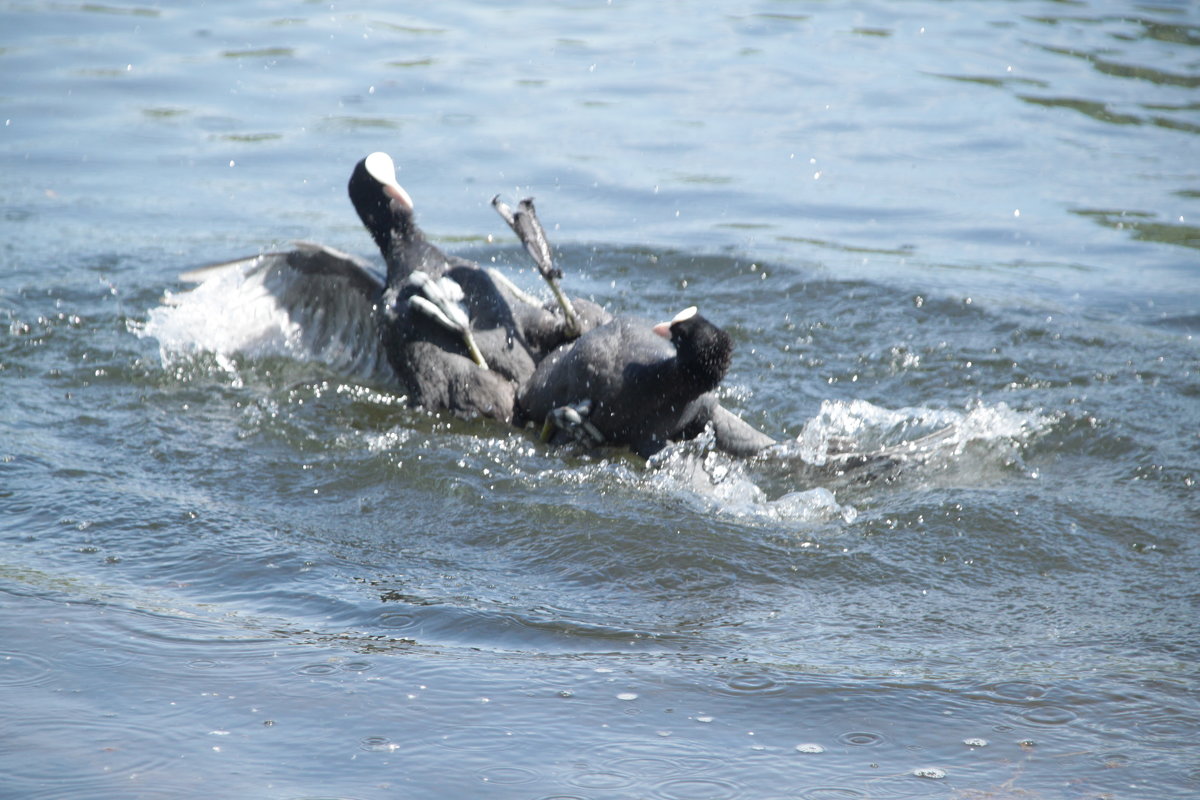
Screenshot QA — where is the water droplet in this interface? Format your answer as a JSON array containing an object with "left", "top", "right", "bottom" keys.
[{"left": 795, "top": 743, "right": 825, "bottom": 754}]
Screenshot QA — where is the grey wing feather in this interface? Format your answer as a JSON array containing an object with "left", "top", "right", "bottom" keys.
[
  {"left": 184, "top": 243, "right": 392, "bottom": 383},
  {"left": 706, "top": 400, "right": 777, "bottom": 456},
  {"left": 683, "top": 394, "right": 776, "bottom": 456}
]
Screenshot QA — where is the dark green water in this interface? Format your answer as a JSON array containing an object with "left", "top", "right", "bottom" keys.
[{"left": 2, "top": 2, "right": 1198, "bottom": 798}]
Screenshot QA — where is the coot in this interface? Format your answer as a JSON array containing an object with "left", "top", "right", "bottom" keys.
[
  {"left": 517, "top": 307, "right": 776, "bottom": 458},
  {"left": 181, "top": 153, "right": 605, "bottom": 421}
]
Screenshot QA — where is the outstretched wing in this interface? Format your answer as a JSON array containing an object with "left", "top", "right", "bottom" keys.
[{"left": 182, "top": 242, "right": 391, "bottom": 382}]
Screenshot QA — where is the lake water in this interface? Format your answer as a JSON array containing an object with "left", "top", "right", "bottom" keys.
[{"left": 3, "top": 1, "right": 1199, "bottom": 798}]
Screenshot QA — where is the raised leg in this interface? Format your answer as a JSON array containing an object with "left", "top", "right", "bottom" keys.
[{"left": 492, "top": 196, "right": 582, "bottom": 338}]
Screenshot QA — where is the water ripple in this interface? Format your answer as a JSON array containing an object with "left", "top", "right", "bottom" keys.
[
  {"left": 5, "top": 714, "right": 187, "bottom": 786},
  {"left": 434, "top": 725, "right": 520, "bottom": 752},
  {"left": 863, "top": 774, "right": 951, "bottom": 798},
  {"left": 836, "top": 730, "right": 885, "bottom": 747},
  {"left": 72, "top": 646, "right": 134, "bottom": 670},
  {"left": 1137, "top": 713, "right": 1199, "bottom": 739},
  {"left": 0, "top": 649, "right": 54, "bottom": 687},
  {"left": 478, "top": 765, "right": 540, "bottom": 785},
  {"left": 797, "top": 789, "right": 865, "bottom": 800},
  {"left": 589, "top": 739, "right": 722, "bottom": 772},
  {"left": 714, "top": 672, "right": 788, "bottom": 696},
  {"left": 983, "top": 680, "right": 1049, "bottom": 702},
  {"left": 292, "top": 662, "right": 340, "bottom": 676},
  {"left": 610, "top": 755, "right": 688, "bottom": 779},
  {"left": 652, "top": 777, "right": 741, "bottom": 800},
  {"left": 565, "top": 770, "right": 635, "bottom": 790},
  {"left": 19, "top": 784, "right": 184, "bottom": 800},
  {"left": 1018, "top": 705, "right": 1078, "bottom": 726},
  {"left": 377, "top": 611, "right": 417, "bottom": 629}
]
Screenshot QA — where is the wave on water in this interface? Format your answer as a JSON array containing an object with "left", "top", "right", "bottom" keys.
[{"left": 645, "top": 432, "right": 858, "bottom": 524}]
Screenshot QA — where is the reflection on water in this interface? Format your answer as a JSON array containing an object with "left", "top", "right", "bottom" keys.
[
  {"left": 2, "top": 0, "right": 1199, "bottom": 798},
  {"left": 1072, "top": 207, "right": 1200, "bottom": 250}
]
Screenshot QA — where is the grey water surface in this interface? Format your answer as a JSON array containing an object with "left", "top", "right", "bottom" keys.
[{"left": 2, "top": 1, "right": 1199, "bottom": 798}]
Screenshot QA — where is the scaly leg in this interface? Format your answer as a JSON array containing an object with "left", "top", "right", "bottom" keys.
[{"left": 492, "top": 196, "right": 582, "bottom": 338}]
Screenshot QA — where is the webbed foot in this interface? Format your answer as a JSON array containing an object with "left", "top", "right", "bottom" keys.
[
  {"left": 540, "top": 399, "right": 604, "bottom": 446},
  {"left": 406, "top": 270, "right": 489, "bottom": 369}
]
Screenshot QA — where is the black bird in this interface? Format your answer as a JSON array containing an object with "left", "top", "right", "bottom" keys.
[
  {"left": 517, "top": 307, "right": 776, "bottom": 458},
  {"left": 180, "top": 153, "right": 604, "bottom": 422},
  {"left": 351, "top": 153, "right": 615, "bottom": 417}
]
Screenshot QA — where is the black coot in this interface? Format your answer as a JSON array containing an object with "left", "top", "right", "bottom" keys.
[
  {"left": 517, "top": 307, "right": 775, "bottom": 458},
  {"left": 352, "top": 153, "right": 616, "bottom": 419},
  {"left": 182, "top": 153, "right": 604, "bottom": 422}
]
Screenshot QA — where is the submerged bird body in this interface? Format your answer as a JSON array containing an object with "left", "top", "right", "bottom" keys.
[
  {"left": 518, "top": 308, "right": 772, "bottom": 458},
  {"left": 520, "top": 316, "right": 685, "bottom": 453},
  {"left": 377, "top": 263, "right": 525, "bottom": 422}
]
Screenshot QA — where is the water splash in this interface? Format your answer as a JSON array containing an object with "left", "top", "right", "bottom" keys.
[
  {"left": 642, "top": 397, "right": 1046, "bottom": 523},
  {"left": 790, "top": 398, "right": 1041, "bottom": 466},
  {"left": 648, "top": 437, "right": 859, "bottom": 524},
  {"left": 765, "top": 397, "right": 1047, "bottom": 493},
  {"left": 132, "top": 268, "right": 1046, "bottom": 523},
  {"left": 135, "top": 262, "right": 302, "bottom": 368}
]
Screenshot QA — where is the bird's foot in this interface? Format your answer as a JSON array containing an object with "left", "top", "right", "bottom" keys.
[
  {"left": 406, "top": 270, "right": 489, "bottom": 369},
  {"left": 541, "top": 399, "right": 604, "bottom": 446},
  {"left": 492, "top": 195, "right": 581, "bottom": 338}
]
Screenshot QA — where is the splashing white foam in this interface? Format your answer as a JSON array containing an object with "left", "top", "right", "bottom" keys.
[
  {"left": 133, "top": 269, "right": 1044, "bottom": 522},
  {"left": 647, "top": 432, "right": 859, "bottom": 524},
  {"left": 764, "top": 397, "right": 1048, "bottom": 497},
  {"left": 790, "top": 398, "right": 1041, "bottom": 467},
  {"left": 644, "top": 398, "right": 1044, "bottom": 523},
  {"left": 136, "top": 262, "right": 303, "bottom": 367}
]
